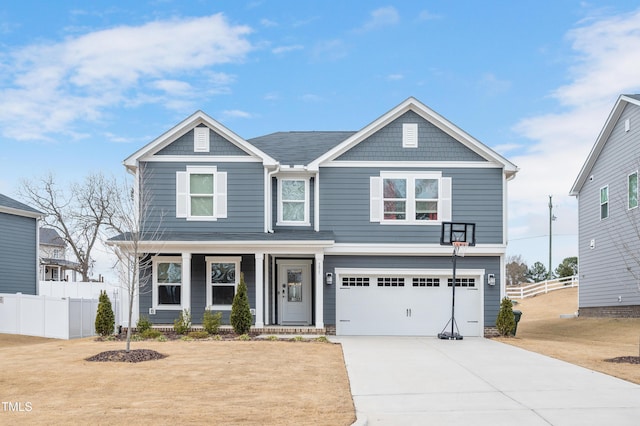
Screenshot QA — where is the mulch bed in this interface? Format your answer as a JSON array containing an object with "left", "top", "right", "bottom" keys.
[
  {"left": 604, "top": 356, "right": 640, "bottom": 365},
  {"left": 86, "top": 349, "right": 167, "bottom": 363}
]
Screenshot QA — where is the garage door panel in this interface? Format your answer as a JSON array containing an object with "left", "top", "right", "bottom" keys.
[{"left": 336, "top": 271, "right": 482, "bottom": 337}]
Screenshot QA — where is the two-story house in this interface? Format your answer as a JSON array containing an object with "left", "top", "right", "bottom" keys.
[
  {"left": 0, "top": 193, "right": 43, "bottom": 294},
  {"left": 39, "top": 227, "right": 80, "bottom": 282},
  {"left": 571, "top": 94, "right": 640, "bottom": 317},
  {"left": 111, "top": 97, "right": 518, "bottom": 336}
]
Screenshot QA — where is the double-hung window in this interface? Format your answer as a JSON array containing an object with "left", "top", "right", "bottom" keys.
[
  {"left": 600, "top": 186, "right": 609, "bottom": 220},
  {"left": 176, "top": 166, "right": 227, "bottom": 220},
  {"left": 629, "top": 172, "right": 638, "bottom": 210},
  {"left": 207, "top": 257, "right": 241, "bottom": 309},
  {"left": 278, "top": 178, "right": 309, "bottom": 225},
  {"left": 371, "top": 172, "right": 451, "bottom": 224},
  {"left": 153, "top": 256, "right": 182, "bottom": 310}
]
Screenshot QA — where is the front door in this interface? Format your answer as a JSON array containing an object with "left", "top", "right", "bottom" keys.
[{"left": 277, "top": 260, "right": 312, "bottom": 325}]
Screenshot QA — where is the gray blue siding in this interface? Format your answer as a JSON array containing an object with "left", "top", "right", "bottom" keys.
[
  {"left": 578, "top": 103, "right": 640, "bottom": 309},
  {"left": 322, "top": 255, "right": 501, "bottom": 327},
  {"left": 336, "top": 111, "right": 487, "bottom": 162},
  {"left": 140, "top": 254, "right": 256, "bottom": 325},
  {"left": 156, "top": 127, "right": 250, "bottom": 156},
  {"left": 140, "top": 161, "right": 264, "bottom": 234},
  {"left": 0, "top": 212, "right": 38, "bottom": 294},
  {"left": 320, "top": 167, "right": 504, "bottom": 244}
]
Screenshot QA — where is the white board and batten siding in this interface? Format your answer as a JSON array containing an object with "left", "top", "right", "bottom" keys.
[{"left": 335, "top": 268, "right": 484, "bottom": 336}]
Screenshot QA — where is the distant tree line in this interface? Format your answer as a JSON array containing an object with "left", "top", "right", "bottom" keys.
[{"left": 506, "top": 255, "right": 577, "bottom": 286}]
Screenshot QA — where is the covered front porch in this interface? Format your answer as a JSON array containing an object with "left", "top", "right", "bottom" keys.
[{"left": 127, "top": 231, "right": 335, "bottom": 330}]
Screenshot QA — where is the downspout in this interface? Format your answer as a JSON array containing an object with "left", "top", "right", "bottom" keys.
[{"left": 265, "top": 163, "right": 281, "bottom": 233}]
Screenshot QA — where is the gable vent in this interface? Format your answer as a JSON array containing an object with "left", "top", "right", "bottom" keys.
[
  {"left": 403, "top": 123, "right": 418, "bottom": 148},
  {"left": 625, "top": 118, "right": 630, "bottom": 132},
  {"left": 194, "top": 127, "right": 210, "bottom": 152}
]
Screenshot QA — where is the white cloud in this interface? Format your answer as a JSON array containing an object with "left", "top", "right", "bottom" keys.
[
  {"left": 311, "top": 39, "right": 348, "bottom": 62},
  {"left": 0, "top": 14, "right": 253, "bottom": 141},
  {"left": 478, "top": 73, "right": 512, "bottom": 96},
  {"left": 358, "top": 6, "right": 399, "bottom": 32},
  {"left": 417, "top": 10, "right": 442, "bottom": 21},
  {"left": 222, "top": 109, "right": 252, "bottom": 119},
  {"left": 272, "top": 44, "right": 303, "bottom": 54},
  {"left": 387, "top": 73, "right": 404, "bottom": 81},
  {"left": 507, "top": 8, "right": 640, "bottom": 267}
]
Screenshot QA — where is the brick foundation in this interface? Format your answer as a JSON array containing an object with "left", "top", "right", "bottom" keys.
[
  {"left": 579, "top": 305, "right": 640, "bottom": 318},
  {"left": 483, "top": 327, "right": 500, "bottom": 338}
]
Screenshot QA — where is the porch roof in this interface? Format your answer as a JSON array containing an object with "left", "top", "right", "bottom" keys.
[{"left": 108, "top": 230, "right": 335, "bottom": 247}]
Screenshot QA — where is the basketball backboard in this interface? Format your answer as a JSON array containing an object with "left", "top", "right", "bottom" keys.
[{"left": 440, "top": 222, "right": 476, "bottom": 246}]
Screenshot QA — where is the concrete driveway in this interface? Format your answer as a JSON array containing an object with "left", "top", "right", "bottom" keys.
[{"left": 332, "top": 336, "right": 640, "bottom": 426}]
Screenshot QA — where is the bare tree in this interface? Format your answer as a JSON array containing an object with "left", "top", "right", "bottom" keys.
[
  {"left": 104, "top": 172, "right": 163, "bottom": 352},
  {"left": 505, "top": 255, "right": 529, "bottom": 286},
  {"left": 19, "top": 173, "right": 118, "bottom": 281}
]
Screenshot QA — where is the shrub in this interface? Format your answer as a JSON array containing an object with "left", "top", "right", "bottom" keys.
[
  {"left": 315, "top": 336, "right": 329, "bottom": 343},
  {"left": 496, "top": 297, "right": 516, "bottom": 336},
  {"left": 230, "top": 273, "right": 253, "bottom": 335},
  {"left": 156, "top": 335, "right": 168, "bottom": 342},
  {"left": 139, "top": 329, "right": 162, "bottom": 339},
  {"left": 136, "top": 316, "right": 153, "bottom": 333},
  {"left": 95, "top": 290, "right": 115, "bottom": 337},
  {"left": 188, "top": 330, "right": 209, "bottom": 339},
  {"left": 237, "top": 334, "right": 251, "bottom": 341},
  {"left": 202, "top": 310, "right": 222, "bottom": 334},
  {"left": 266, "top": 335, "right": 278, "bottom": 341},
  {"left": 173, "top": 308, "right": 192, "bottom": 335}
]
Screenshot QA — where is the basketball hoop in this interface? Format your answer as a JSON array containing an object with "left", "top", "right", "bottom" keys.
[{"left": 452, "top": 241, "right": 469, "bottom": 257}]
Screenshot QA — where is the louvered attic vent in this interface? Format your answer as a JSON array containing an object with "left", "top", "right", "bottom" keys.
[
  {"left": 194, "top": 127, "right": 210, "bottom": 152},
  {"left": 403, "top": 123, "right": 418, "bottom": 148}
]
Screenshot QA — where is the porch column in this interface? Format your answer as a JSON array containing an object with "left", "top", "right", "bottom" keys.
[
  {"left": 315, "top": 252, "right": 324, "bottom": 329},
  {"left": 255, "top": 252, "right": 265, "bottom": 328},
  {"left": 182, "top": 253, "right": 191, "bottom": 312}
]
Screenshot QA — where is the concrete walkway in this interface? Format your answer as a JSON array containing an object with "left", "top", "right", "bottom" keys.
[{"left": 332, "top": 336, "right": 640, "bottom": 426}]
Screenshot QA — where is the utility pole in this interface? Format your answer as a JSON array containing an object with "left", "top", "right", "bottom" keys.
[{"left": 548, "top": 195, "right": 556, "bottom": 280}]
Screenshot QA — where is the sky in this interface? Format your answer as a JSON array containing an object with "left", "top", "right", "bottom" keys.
[{"left": 2, "top": 0, "right": 640, "bottom": 280}]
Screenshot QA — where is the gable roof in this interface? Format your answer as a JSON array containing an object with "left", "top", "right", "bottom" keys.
[
  {"left": 307, "top": 97, "right": 519, "bottom": 177},
  {"left": 249, "top": 131, "right": 356, "bottom": 165},
  {"left": 123, "top": 110, "right": 277, "bottom": 171},
  {"left": 0, "top": 193, "right": 43, "bottom": 218},
  {"left": 40, "top": 228, "right": 66, "bottom": 247},
  {"left": 570, "top": 94, "right": 640, "bottom": 196}
]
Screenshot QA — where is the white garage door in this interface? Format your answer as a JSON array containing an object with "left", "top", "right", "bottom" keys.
[{"left": 336, "top": 269, "right": 483, "bottom": 336}]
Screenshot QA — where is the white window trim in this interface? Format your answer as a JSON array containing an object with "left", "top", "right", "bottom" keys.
[
  {"left": 600, "top": 185, "right": 609, "bottom": 220},
  {"left": 277, "top": 178, "right": 310, "bottom": 226},
  {"left": 176, "top": 166, "right": 227, "bottom": 221},
  {"left": 152, "top": 256, "right": 184, "bottom": 311},
  {"left": 629, "top": 171, "right": 638, "bottom": 210},
  {"left": 206, "top": 256, "right": 241, "bottom": 311},
  {"left": 374, "top": 171, "right": 450, "bottom": 225}
]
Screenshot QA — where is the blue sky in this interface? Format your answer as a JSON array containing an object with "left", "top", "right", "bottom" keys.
[{"left": 2, "top": 1, "right": 640, "bottom": 278}]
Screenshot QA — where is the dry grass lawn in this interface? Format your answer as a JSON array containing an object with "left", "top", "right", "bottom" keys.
[
  {"left": 496, "top": 287, "right": 640, "bottom": 384},
  {"left": 0, "top": 336, "right": 355, "bottom": 425}
]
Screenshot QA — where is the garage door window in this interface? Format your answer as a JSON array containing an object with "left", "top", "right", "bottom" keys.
[
  {"left": 377, "top": 277, "right": 405, "bottom": 287},
  {"left": 342, "top": 277, "right": 370, "bottom": 287},
  {"left": 413, "top": 278, "right": 440, "bottom": 287},
  {"left": 448, "top": 278, "right": 476, "bottom": 287}
]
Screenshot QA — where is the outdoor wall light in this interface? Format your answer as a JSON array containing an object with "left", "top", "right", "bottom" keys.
[
  {"left": 325, "top": 272, "right": 333, "bottom": 285},
  {"left": 487, "top": 273, "right": 496, "bottom": 286}
]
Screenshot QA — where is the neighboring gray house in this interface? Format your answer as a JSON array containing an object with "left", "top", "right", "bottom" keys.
[
  {"left": 570, "top": 94, "right": 640, "bottom": 317},
  {"left": 40, "top": 228, "right": 80, "bottom": 282},
  {"left": 111, "top": 97, "right": 518, "bottom": 335},
  {"left": 0, "top": 193, "right": 43, "bottom": 294}
]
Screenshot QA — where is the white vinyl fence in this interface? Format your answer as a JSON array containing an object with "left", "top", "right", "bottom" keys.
[
  {"left": 38, "top": 281, "right": 126, "bottom": 327},
  {"left": 0, "top": 281, "right": 127, "bottom": 340},
  {"left": 506, "top": 275, "right": 579, "bottom": 299},
  {"left": 0, "top": 293, "right": 97, "bottom": 339}
]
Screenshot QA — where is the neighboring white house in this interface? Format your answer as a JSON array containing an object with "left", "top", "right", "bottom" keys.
[{"left": 39, "top": 227, "right": 80, "bottom": 282}]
